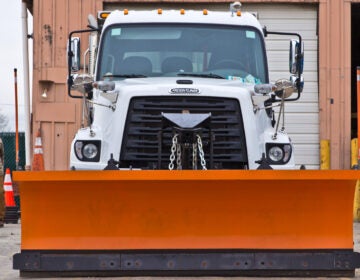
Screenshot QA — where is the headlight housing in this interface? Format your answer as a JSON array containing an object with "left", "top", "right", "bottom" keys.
[
  {"left": 266, "top": 143, "right": 292, "bottom": 164},
  {"left": 74, "top": 140, "right": 101, "bottom": 162}
]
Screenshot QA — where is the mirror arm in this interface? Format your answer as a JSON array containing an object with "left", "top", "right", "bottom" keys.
[
  {"left": 68, "top": 29, "right": 99, "bottom": 99},
  {"left": 263, "top": 27, "right": 303, "bottom": 102}
]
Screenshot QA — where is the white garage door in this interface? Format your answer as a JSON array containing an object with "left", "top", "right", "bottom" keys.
[
  {"left": 104, "top": 2, "right": 319, "bottom": 169},
  {"left": 246, "top": 4, "right": 319, "bottom": 169}
]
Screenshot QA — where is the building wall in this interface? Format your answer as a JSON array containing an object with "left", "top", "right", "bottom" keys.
[
  {"left": 32, "top": 0, "right": 102, "bottom": 170},
  {"left": 30, "top": 0, "right": 353, "bottom": 170},
  {"left": 318, "top": 0, "right": 352, "bottom": 169}
]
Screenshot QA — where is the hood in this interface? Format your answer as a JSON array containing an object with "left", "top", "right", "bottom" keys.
[{"left": 110, "top": 77, "right": 256, "bottom": 97}]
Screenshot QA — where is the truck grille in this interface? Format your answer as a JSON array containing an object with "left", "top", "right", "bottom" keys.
[{"left": 119, "top": 96, "right": 248, "bottom": 169}]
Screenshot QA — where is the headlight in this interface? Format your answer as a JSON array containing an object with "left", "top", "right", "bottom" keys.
[
  {"left": 268, "top": 146, "right": 283, "bottom": 162},
  {"left": 266, "top": 143, "right": 292, "bottom": 164},
  {"left": 74, "top": 140, "right": 101, "bottom": 162},
  {"left": 83, "top": 143, "right": 98, "bottom": 159}
]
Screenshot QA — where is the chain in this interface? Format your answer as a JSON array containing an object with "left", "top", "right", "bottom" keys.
[
  {"left": 168, "top": 134, "right": 178, "bottom": 170},
  {"left": 170, "top": 133, "right": 207, "bottom": 170},
  {"left": 176, "top": 143, "right": 182, "bottom": 170},
  {"left": 197, "top": 134, "right": 207, "bottom": 170},
  {"left": 192, "top": 143, "right": 197, "bottom": 170}
]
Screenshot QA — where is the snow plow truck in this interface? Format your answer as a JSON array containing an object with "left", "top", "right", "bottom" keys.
[{"left": 13, "top": 3, "right": 360, "bottom": 277}]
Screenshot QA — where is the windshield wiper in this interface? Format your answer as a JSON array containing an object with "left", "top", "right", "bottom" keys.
[
  {"left": 103, "top": 74, "right": 147, "bottom": 78},
  {"left": 177, "top": 73, "right": 225, "bottom": 79}
]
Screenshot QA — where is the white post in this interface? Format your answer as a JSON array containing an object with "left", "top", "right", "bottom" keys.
[{"left": 21, "top": 1, "right": 31, "bottom": 169}]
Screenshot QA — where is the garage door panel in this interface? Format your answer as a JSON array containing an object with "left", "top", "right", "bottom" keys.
[
  {"left": 293, "top": 144, "right": 319, "bottom": 166},
  {"left": 268, "top": 51, "right": 317, "bottom": 63},
  {"left": 249, "top": 4, "right": 319, "bottom": 167},
  {"left": 286, "top": 123, "right": 319, "bottom": 133},
  {"left": 284, "top": 103, "right": 319, "bottom": 113},
  {"left": 247, "top": 4, "right": 316, "bottom": 18},
  {"left": 286, "top": 113, "right": 319, "bottom": 124},
  {"left": 244, "top": 4, "right": 319, "bottom": 168},
  {"left": 291, "top": 134, "right": 319, "bottom": 144},
  {"left": 266, "top": 40, "right": 317, "bottom": 51}
]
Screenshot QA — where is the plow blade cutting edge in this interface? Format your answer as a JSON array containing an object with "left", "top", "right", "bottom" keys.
[{"left": 12, "top": 170, "right": 360, "bottom": 277}]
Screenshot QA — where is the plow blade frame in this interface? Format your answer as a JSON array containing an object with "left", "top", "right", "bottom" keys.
[
  {"left": 13, "top": 250, "right": 360, "bottom": 277},
  {"left": 12, "top": 170, "right": 360, "bottom": 277}
]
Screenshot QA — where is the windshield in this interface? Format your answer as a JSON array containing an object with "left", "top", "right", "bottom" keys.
[{"left": 97, "top": 24, "right": 268, "bottom": 83}]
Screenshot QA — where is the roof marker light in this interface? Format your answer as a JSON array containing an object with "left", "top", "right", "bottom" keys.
[
  {"left": 237, "top": 10, "right": 241, "bottom": 16},
  {"left": 99, "top": 12, "right": 110, "bottom": 20},
  {"left": 124, "top": 9, "right": 129, "bottom": 15},
  {"left": 180, "top": 9, "right": 185, "bottom": 15},
  {"left": 158, "top": 9, "right": 162, "bottom": 15},
  {"left": 203, "top": 9, "right": 208, "bottom": 15}
]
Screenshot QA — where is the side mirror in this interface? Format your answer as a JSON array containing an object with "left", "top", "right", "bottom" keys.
[
  {"left": 71, "top": 74, "right": 94, "bottom": 95},
  {"left": 67, "top": 28, "right": 98, "bottom": 99},
  {"left": 289, "top": 39, "right": 304, "bottom": 75},
  {"left": 290, "top": 75, "right": 304, "bottom": 93},
  {"left": 68, "top": 37, "right": 81, "bottom": 72}
]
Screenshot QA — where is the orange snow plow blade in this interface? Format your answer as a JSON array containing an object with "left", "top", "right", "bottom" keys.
[{"left": 13, "top": 170, "right": 360, "bottom": 277}]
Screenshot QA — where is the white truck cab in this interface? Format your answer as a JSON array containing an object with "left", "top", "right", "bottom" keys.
[{"left": 68, "top": 4, "right": 304, "bottom": 170}]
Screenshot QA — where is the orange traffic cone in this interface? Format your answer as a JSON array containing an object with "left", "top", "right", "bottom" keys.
[
  {"left": 3, "top": 168, "right": 15, "bottom": 207},
  {"left": 32, "top": 129, "right": 45, "bottom": 171},
  {"left": 3, "top": 168, "right": 19, "bottom": 224}
]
